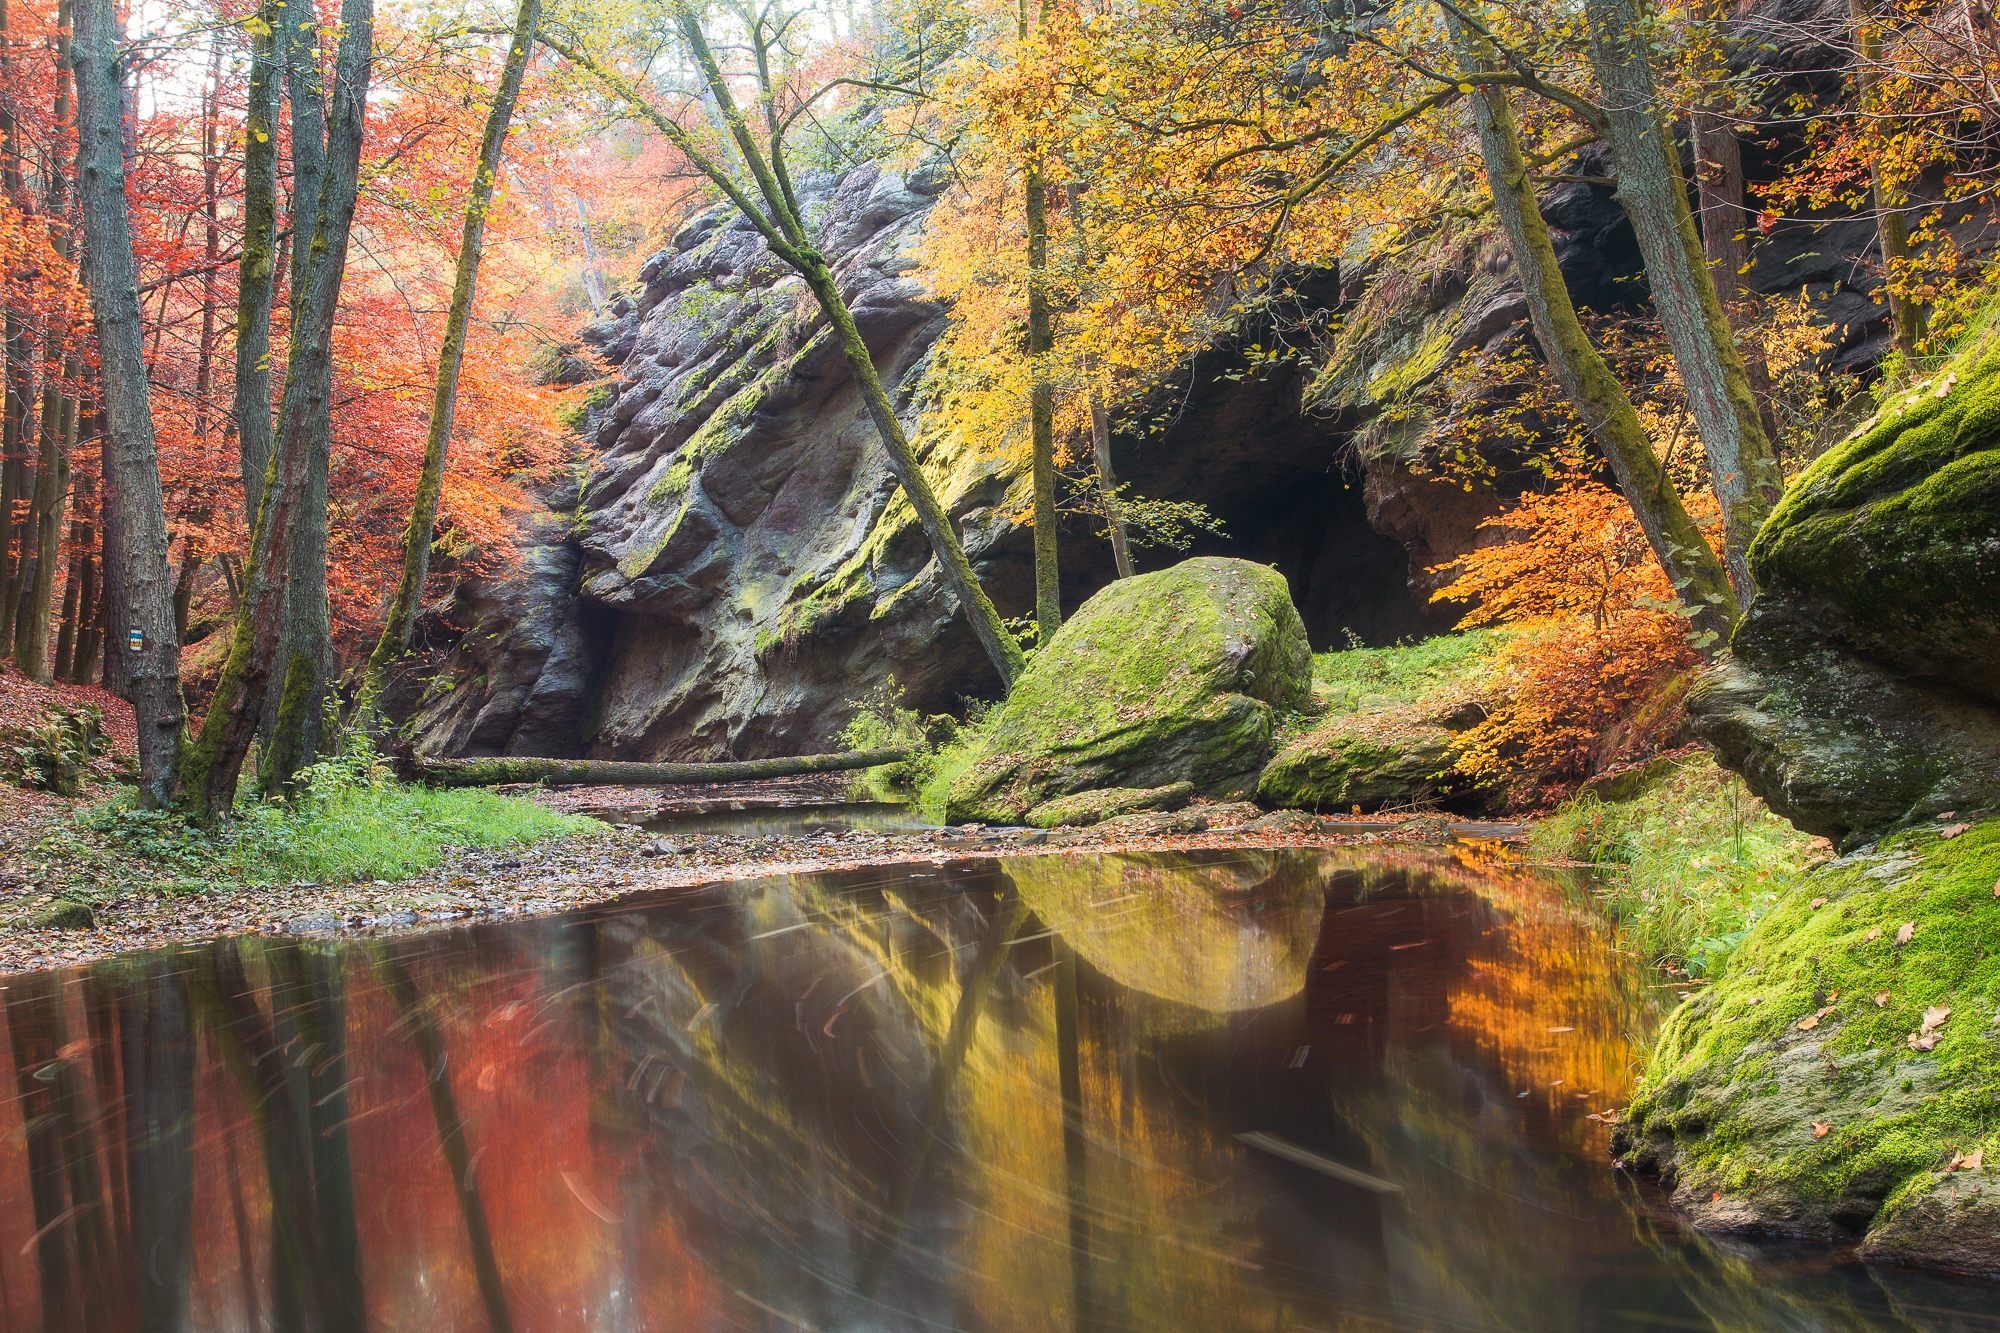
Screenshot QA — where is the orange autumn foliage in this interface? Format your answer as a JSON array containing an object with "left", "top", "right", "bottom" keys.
[{"left": 1430, "top": 485, "right": 1711, "bottom": 810}]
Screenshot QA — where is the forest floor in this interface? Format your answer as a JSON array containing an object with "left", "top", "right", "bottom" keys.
[{"left": 1, "top": 670, "right": 1525, "bottom": 974}]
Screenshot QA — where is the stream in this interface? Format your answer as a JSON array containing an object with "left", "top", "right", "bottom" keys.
[{"left": 1, "top": 847, "right": 1994, "bottom": 1330}]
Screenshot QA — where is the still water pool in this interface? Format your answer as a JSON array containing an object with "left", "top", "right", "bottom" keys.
[{"left": 1, "top": 848, "right": 1994, "bottom": 1331}]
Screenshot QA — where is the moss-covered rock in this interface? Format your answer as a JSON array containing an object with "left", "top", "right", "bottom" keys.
[
  {"left": 1024, "top": 782, "right": 1193, "bottom": 829},
  {"left": 1690, "top": 345, "right": 2000, "bottom": 843},
  {"left": 29, "top": 899, "right": 95, "bottom": 930},
  {"left": 945, "top": 558, "right": 1311, "bottom": 824},
  {"left": 1257, "top": 706, "right": 1459, "bottom": 811},
  {"left": 1614, "top": 818, "right": 2000, "bottom": 1274}
]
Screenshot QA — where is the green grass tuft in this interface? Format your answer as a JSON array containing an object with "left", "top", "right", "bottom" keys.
[
  {"left": 1531, "top": 754, "right": 1829, "bottom": 977},
  {"left": 1309, "top": 629, "right": 1503, "bottom": 712}
]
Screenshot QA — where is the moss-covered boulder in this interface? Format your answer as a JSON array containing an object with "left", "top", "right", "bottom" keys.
[
  {"left": 1257, "top": 707, "right": 1460, "bottom": 811},
  {"left": 1024, "top": 782, "right": 1192, "bottom": 829},
  {"left": 1690, "top": 346, "right": 2000, "bottom": 844},
  {"left": 1614, "top": 819, "right": 2000, "bottom": 1274},
  {"left": 945, "top": 558, "right": 1310, "bottom": 824}
]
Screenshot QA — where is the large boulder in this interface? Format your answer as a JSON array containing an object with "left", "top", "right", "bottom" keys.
[
  {"left": 945, "top": 558, "right": 1311, "bottom": 824},
  {"left": 1689, "top": 345, "right": 2000, "bottom": 845}
]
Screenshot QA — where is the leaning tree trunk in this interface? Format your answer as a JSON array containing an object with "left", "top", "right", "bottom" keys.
[
  {"left": 1455, "top": 24, "right": 1739, "bottom": 648},
  {"left": 73, "top": 0, "right": 185, "bottom": 803},
  {"left": 362, "top": 0, "right": 541, "bottom": 707},
  {"left": 180, "top": 0, "right": 374, "bottom": 821},
  {"left": 1022, "top": 1, "right": 1061, "bottom": 641},
  {"left": 1585, "top": 0, "right": 1783, "bottom": 603}
]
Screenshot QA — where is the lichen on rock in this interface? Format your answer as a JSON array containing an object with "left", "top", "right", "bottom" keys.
[
  {"left": 945, "top": 557, "right": 1311, "bottom": 824},
  {"left": 1614, "top": 818, "right": 2000, "bottom": 1275}
]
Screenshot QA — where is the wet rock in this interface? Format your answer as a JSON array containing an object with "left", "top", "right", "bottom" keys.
[
  {"left": 1090, "top": 810, "right": 1210, "bottom": 838},
  {"left": 1248, "top": 808, "right": 1329, "bottom": 835},
  {"left": 1024, "top": 782, "right": 1194, "bottom": 829},
  {"left": 1689, "top": 346, "right": 2000, "bottom": 844},
  {"left": 946, "top": 558, "right": 1311, "bottom": 824}
]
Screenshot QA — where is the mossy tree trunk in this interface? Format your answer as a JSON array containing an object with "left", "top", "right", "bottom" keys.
[
  {"left": 232, "top": 0, "right": 279, "bottom": 520},
  {"left": 1584, "top": 0, "right": 1783, "bottom": 602},
  {"left": 1692, "top": 105, "right": 1782, "bottom": 446},
  {"left": 406, "top": 746, "right": 913, "bottom": 788},
  {"left": 1849, "top": 0, "right": 1925, "bottom": 367},
  {"left": 73, "top": 0, "right": 186, "bottom": 803},
  {"left": 1454, "top": 21, "right": 1740, "bottom": 648},
  {"left": 178, "top": 0, "right": 374, "bottom": 821},
  {"left": 362, "top": 0, "right": 541, "bottom": 709},
  {"left": 540, "top": 8, "right": 1026, "bottom": 690}
]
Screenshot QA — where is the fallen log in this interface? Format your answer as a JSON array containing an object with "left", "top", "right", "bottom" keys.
[{"left": 403, "top": 748, "right": 914, "bottom": 788}]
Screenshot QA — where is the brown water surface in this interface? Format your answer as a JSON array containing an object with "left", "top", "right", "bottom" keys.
[{"left": 0, "top": 847, "right": 1993, "bottom": 1331}]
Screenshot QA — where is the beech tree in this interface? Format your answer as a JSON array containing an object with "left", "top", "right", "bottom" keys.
[{"left": 540, "top": 0, "right": 1028, "bottom": 690}]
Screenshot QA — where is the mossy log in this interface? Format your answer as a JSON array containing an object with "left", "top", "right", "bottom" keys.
[{"left": 405, "top": 748, "right": 913, "bottom": 788}]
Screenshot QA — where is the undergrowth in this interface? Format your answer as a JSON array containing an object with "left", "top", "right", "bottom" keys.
[
  {"left": 37, "top": 738, "right": 598, "bottom": 899},
  {"left": 840, "top": 684, "right": 994, "bottom": 824},
  {"left": 1531, "top": 754, "right": 1830, "bottom": 977},
  {"left": 1309, "top": 629, "right": 1503, "bottom": 711}
]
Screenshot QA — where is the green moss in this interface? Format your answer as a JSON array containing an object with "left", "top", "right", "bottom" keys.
[
  {"left": 946, "top": 558, "right": 1311, "bottom": 823},
  {"left": 1622, "top": 817, "right": 2000, "bottom": 1232},
  {"left": 1024, "top": 782, "right": 1193, "bottom": 828}
]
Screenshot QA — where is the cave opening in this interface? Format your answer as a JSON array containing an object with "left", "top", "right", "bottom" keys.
[{"left": 1065, "top": 360, "right": 1443, "bottom": 650}]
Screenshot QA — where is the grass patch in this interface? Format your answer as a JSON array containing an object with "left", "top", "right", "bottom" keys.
[
  {"left": 37, "top": 747, "right": 601, "bottom": 901},
  {"left": 838, "top": 684, "right": 995, "bottom": 826},
  {"left": 1310, "top": 629, "right": 1504, "bottom": 712},
  {"left": 1531, "top": 754, "right": 1829, "bottom": 976}
]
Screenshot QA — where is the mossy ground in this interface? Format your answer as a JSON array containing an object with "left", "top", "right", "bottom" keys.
[
  {"left": 1532, "top": 755, "right": 1829, "bottom": 977},
  {"left": 1620, "top": 816, "right": 2000, "bottom": 1250},
  {"left": 1258, "top": 631, "right": 1501, "bottom": 812}
]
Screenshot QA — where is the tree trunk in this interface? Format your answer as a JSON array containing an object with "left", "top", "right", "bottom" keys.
[
  {"left": 74, "top": 0, "right": 185, "bottom": 803},
  {"left": 180, "top": 0, "right": 374, "bottom": 821},
  {"left": 119, "top": 970, "right": 197, "bottom": 1333},
  {"left": 363, "top": 0, "right": 540, "bottom": 706},
  {"left": 542, "top": 28, "right": 1026, "bottom": 692},
  {"left": 55, "top": 516, "right": 82, "bottom": 678},
  {"left": 1585, "top": 0, "right": 1782, "bottom": 602},
  {"left": 1692, "top": 107, "right": 1782, "bottom": 447},
  {"left": 0, "top": 310, "right": 28, "bottom": 658},
  {"left": 1061, "top": 184, "right": 1132, "bottom": 578},
  {"left": 17, "top": 360, "right": 72, "bottom": 680},
  {"left": 233, "top": 0, "right": 280, "bottom": 517},
  {"left": 171, "top": 540, "right": 200, "bottom": 642},
  {"left": 1022, "top": 2, "right": 1061, "bottom": 642},
  {"left": 406, "top": 746, "right": 912, "bottom": 788},
  {"left": 1849, "top": 0, "right": 1925, "bottom": 366},
  {"left": 261, "top": 0, "right": 338, "bottom": 792},
  {"left": 1457, "top": 27, "right": 1739, "bottom": 648}
]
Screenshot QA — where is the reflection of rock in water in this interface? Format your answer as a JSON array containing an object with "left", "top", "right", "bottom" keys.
[{"left": 1007, "top": 850, "right": 1328, "bottom": 1013}]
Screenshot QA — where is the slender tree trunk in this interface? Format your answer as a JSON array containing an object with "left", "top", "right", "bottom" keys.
[
  {"left": 181, "top": 0, "right": 372, "bottom": 819},
  {"left": 1585, "top": 0, "right": 1782, "bottom": 602},
  {"left": 171, "top": 541, "right": 200, "bottom": 642},
  {"left": 379, "top": 955, "right": 515, "bottom": 1333},
  {"left": 1022, "top": 2, "right": 1061, "bottom": 641},
  {"left": 1061, "top": 181, "right": 1132, "bottom": 578},
  {"left": 55, "top": 514, "right": 82, "bottom": 677},
  {"left": 362, "top": 0, "right": 540, "bottom": 706},
  {"left": 1692, "top": 107, "right": 1782, "bottom": 446},
  {"left": 1456, "top": 25, "right": 1739, "bottom": 648},
  {"left": 542, "top": 27, "right": 1026, "bottom": 691},
  {"left": 233, "top": 4, "right": 279, "bottom": 520},
  {"left": 18, "top": 360, "right": 73, "bottom": 679},
  {"left": 1849, "top": 0, "right": 1925, "bottom": 366},
  {"left": 0, "top": 311, "right": 28, "bottom": 658},
  {"left": 73, "top": 0, "right": 185, "bottom": 802}
]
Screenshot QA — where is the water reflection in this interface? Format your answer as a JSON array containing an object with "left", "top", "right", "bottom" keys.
[{"left": 0, "top": 847, "right": 1992, "bottom": 1331}]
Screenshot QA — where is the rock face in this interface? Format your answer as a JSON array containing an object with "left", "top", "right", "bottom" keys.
[
  {"left": 1614, "top": 819, "right": 2000, "bottom": 1277},
  {"left": 946, "top": 558, "right": 1311, "bottom": 824},
  {"left": 1688, "top": 347, "right": 2000, "bottom": 844}
]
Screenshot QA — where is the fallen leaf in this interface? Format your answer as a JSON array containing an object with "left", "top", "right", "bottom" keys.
[
  {"left": 1797, "top": 1014, "right": 1821, "bottom": 1031},
  {"left": 1896, "top": 921, "right": 1916, "bottom": 946},
  {"left": 1586, "top": 1109, "right": 1621, "bottom": 1124},
  {"left": 1921, "top": 1004, "right": 1951, "bottom": 1035},
  {"left": 1747, "top": 996, "right": 1763, "bottom": 1005},
  {"left": 1810, "top": 897, "right": 1828, "bottom": 909},
  {"left": 1992, "top": 879, "right": 1999, "bottom": 900},
  {"left": 1875, "top": 991, "right": 1892, "bottom": 1007},
  {"left": 1939, "top": 823, "right": 1970, "bottom": 840},
  {"left": 1908, "top": 1032, "right": 1939, "bottom": 1052},
  {"left": 1545, "top": 1026, "right": 1575, "bottom": 1034},
  {"left": 1813, "top": 1122, "right": 1831, "bottom": 1138},
  {"left": 1865, "top": 927, "right": 1882, "bottom": 942},
  {"left": 1950, "top": 1147, "right": 1985, "bottom": 1171}
]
